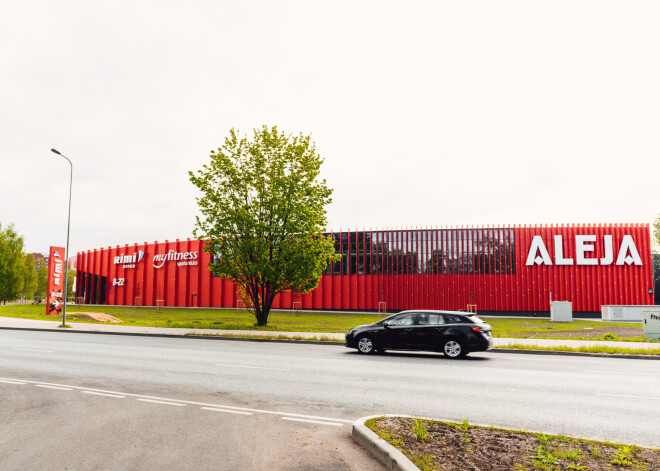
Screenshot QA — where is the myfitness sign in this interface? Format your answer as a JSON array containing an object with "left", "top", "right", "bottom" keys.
[{"left": 113, "top": 249, "right": 198, "bottom": 269}]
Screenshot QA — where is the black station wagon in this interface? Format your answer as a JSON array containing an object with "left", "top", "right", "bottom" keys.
[{"left": 345, "top": 310, "right": 493, "bottom": 359}]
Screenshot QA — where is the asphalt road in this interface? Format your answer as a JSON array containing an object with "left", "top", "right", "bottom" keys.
[{"left": 1, "top": 330, "right": 659, "bottom": 470}]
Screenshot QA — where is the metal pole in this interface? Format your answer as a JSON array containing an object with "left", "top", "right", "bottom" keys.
[{"left": 51, "top": 149, "right": 72, "bottom": 326}]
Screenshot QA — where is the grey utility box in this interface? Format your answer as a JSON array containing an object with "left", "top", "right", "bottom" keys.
[
  {"left": 550, "top": 301, "right": 573, "bottom": 322},
  {"left": 641, "top": 311, "right": 660, "bottom": 341},
  {"left": 602, "top": 305, "right": 660, "bottom": 322}
]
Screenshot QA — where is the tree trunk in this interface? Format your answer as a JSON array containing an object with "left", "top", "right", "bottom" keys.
[
  {"left": 254, "top": 290, "right": 275, "bottom": 326},
  {"left": 255, "top": 310, "right": 268, "bottom": 326}
]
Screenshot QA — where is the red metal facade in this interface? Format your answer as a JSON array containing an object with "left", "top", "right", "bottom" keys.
[{"left": 76, "top": 224, "right": 655, "bottom": 313}]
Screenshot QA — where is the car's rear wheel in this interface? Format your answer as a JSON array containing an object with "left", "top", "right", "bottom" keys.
[
  {"left": 357, "top": 336, "right": 376, "bottom": 354},
  {"left": 442, "top": 338, "right": 467, "bottom": 359}
]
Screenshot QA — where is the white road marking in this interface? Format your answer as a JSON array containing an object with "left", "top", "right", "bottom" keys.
[
  {"left": 137, "top": 398, "right": 187, "bottom": 407},
  {"left": 201, "top": 407, "right": 253, "bottom": 415},
  {"left": 13, "top": 348, "right": 55, "bottom": 353},
  {"left": 281, "top": 417, "right": 343, "bottom": 426},
  {"left": 0, "top": 379, "right": 26, "bottom": 385},
  {"left": 82, "top": 391, "right": 125, "bottom": 398},
  {"left": 216, "top": 364, "right": 289, "bottom": 371},
  {"left": 598, "top": 393, "right": 658, "bottom": 400},
  {"left": 0, "top": 376, "right": 353, "bottom": 423},
  {"left": 35, "top": 385, "right": 71, "bottom": 390},
  {"left": 590, "top": 370, "right": 660, "bottom": 377}
]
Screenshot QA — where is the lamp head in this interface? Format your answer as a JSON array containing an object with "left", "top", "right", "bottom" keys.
[{"left": 51, "top": 148, "right": 61, "bottom": 155}]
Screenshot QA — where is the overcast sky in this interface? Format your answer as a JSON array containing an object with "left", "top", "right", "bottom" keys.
[{"left": 2, "top": 1, "right": 658, "bottom": 255}]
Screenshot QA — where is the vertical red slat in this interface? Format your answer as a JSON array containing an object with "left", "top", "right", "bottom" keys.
[
  {"left": 521, "top": 225, "right": 529, "bottom": 311},
  {"left": 615, "top": 224, "right": 623, "bottom": 304}
]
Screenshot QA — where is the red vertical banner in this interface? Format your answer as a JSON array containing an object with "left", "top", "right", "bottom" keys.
[{"left": 46, "top": 246, "right": 66, "bottom": 315}]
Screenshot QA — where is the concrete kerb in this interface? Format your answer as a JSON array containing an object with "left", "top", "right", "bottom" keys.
[
  {"left": 352, "top": 415, "right": 419, "bottom": 471},
  {"left": 0, "top": 326, "right": 338, "bottom": 346},
  {"left": 493, "top": 347, "right": 660, "bottom": 360},
  {"left": 353, "top": 414, "right": 649, "bottom": 469}
]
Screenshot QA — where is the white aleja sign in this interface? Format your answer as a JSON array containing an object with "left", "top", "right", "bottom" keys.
[{"left": 526, "top": 235, "right": 642, "bottom": 266}]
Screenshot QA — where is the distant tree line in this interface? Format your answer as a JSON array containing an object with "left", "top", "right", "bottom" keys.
[{"left": 0, "top": 223, "right": 51, "bottom": 304}]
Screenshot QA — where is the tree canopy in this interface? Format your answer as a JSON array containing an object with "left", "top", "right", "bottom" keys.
[
  {"left": 190, "top": 126, "right": 338, "bottom": 325},
  {"left": 653, "top": 213, "right": 660, "bottom": 251},
  {"left": 0, "top": 223, "right": 27, "bottom": 304},
  {"left": 0, "top": 224, "right": 48, "bottom": 304}
]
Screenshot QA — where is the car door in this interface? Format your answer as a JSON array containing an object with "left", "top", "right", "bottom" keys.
[
  {"left": 411, "top": 313, "right": 447, "bottom": 349},
  {"left": 380, "top": 312, "right": 418, "bottom": 349}
]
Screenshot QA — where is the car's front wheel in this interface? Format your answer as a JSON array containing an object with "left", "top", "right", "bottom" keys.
[
  {"left": 442, "top": 338, "right": 467, "bottom": 359},
  {"left": 357, "top": 336, "right": 376, "bottom": 354}
]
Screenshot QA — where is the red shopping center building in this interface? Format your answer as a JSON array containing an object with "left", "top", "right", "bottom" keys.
[{"left": 75, "top": 223, "right": 655, "bottom": 315}]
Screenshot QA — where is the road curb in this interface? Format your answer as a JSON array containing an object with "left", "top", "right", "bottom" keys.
[
  {"left": 0, "top": 326, "right": 339, "bottom": 346},
  {"left": 1, "top": 326, "right": 658, "bottom": 359},
  {"left": 352, "top": 416, "right": 419, "bottom": 471},
  {"left": 493, "top": 347, "right": 660, "bottom": 360}
]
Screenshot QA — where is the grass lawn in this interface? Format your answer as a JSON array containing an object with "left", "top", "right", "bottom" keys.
[
  {"left": 0, "top": 304, "right": 654, "bottom": 342},
  {"left": 481, "top": 316, "right": 651, "bottom": 342},
  {"left": 2, "top": 304, "right": 658, "bottom": 354},
  {"left": 0, "top": 304, "right": 382, "bottom": 332}
]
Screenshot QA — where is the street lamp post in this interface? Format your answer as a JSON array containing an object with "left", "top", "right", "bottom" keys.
[{"left": 51, "top": 148, "right": 72, "bottom": 327}]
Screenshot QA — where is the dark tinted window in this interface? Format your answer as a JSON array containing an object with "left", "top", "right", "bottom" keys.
[
  {"left": 444, "top": 314, "right": 465, "bottom": 324},
  {"left": 417, "top": 313, "right": 445, "bottom": 325}
]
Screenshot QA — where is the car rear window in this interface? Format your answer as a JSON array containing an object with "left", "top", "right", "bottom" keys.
[
  {"left": 418, "top": 313, "right": 445, "bottom": 325},
  {"left": 467, "top": 315, "right": 485, "bottom": 324},
  {"left": 443, "top": 314, "right": 465, "bottom": 324}
]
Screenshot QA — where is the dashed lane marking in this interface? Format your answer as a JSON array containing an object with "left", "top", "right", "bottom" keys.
[
  {"left": 138, "top": 399, "right": 187, "bottom": 407},
  {"left": 0, "top": 379, "right": 26, "bottom": 385},
  {"left": 215, "top": 364, "right": 289, "bottom": 371},
  {"left": 590, "top": 370, "right": 660, "bottom": 377},
  {"left": 12, "top": 348, "right": 55, "bottom": 353},
  {"left": 201, "top": 407, "right": 253, "bottom": 415},
  {"left": 35, "top": 385, "right": 71, "bottom": 390},
  {"left": 281, "top": 417, "right": 343, "bottom": 426},
  {"left": 0, "top": 376, "right": 353, "bottom": 423},
  {"left": 82, "top": 391, "right": 125, "bottom": 398},
  {"left": 598, "top": 393, "right": 658, "bottom": 400}
]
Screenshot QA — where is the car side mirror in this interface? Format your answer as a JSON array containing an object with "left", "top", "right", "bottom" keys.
[{"left": 383, "top": 321, "right": 391, "bottom": 328}]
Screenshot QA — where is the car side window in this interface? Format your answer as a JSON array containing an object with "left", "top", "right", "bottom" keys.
[
  {"left": 418, "top": 313, "right": 444, "bottom": 325},
  {"left": 428, "top": 313, "right": 445, "bottom": 325},
  {"left": 388, "top": 313, "right": 416, "bottom": 326},
  {"left": 443, "top": 315, "right": 465, "bottom": 324}
]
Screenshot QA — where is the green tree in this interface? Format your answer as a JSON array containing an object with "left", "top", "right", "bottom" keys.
[
  {"left": 653, "top": 214, "right": 660, "bottom": 250},
  {"left": 190, "top": 126, "right": 339, "bottom": 326},
  {"left": 67, "top": 268, "right": 75, "bottom": 301},
  {"left": 0, "top": 223, "right": 26, "bottom": 304},
  {"left": 21, "top": 254, "right": 38, "bottom": 301},
  {"left": 35, "top": 256, "right": 48, "bottom": 299}
]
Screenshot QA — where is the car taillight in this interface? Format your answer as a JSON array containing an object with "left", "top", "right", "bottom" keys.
[{"left": 471, "top": 326, "right": 482, "bottom": 333}]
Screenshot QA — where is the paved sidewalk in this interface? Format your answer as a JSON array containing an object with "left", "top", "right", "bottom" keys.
[{"left": 1, "top": 316, "right": 659, "bottom": 352}]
